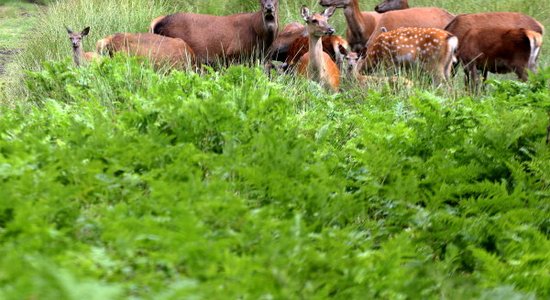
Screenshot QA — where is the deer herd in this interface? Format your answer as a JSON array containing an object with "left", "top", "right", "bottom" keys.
[{"left": 67, "top": 0, "right": 545, "bottom": 92}]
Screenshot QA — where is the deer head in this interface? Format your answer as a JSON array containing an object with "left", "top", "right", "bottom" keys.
[
  {"left": 374, "top": 0, "right": 409, "bottom": 13},
  {"left": 261, "top": 0, "right": 278, "bottom": 25},
  {"left": 66, "top": 26, "right": 90, "bottom": 49},
  {"left": 301, "top": 6, "right": 336, "bottom": 38}
]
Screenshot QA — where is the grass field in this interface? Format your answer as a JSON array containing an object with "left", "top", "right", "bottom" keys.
[{"left": 0, "top": 0, "right": 549, "bottom": 299}]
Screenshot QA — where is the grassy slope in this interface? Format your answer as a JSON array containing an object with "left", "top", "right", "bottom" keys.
[{"left": 0, "top": 2, "right": 39, "bottom": 96}]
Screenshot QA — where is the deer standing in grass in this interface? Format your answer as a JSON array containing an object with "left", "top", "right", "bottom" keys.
[
  {"left": 318, "top": 0, "right": 382, "bottom": 53},
  {"left": 444, "top": 12, "right": 544, "bottom": 88},
  {"left": 152, "top": 0, "right": 278, "bottom": 64},
  {"left": 296, "top": 6, "right": 340, "bottom": 92},
  {"left": 66, "top": 26, "right": 99, "bottom": 66},
  {"left": 363, "top": 27, "right": 458, "bottom": 85},
  {"left": 96, "top": 33, "right": 195, "bottom": 70}
]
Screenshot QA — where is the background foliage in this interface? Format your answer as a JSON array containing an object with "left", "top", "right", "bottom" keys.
[{"left": 0, "top": 0, "right": 549, "bottom": 299}]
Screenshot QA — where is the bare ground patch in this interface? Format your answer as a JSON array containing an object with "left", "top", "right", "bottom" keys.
[{"left": 0, "top": 48, "right": 21, "bottom": 76}]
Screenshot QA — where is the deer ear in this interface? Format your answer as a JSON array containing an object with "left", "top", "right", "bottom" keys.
[
  {"left": 81, "top": 27, "right": 90, "bottom": 36},
  {"left": 65, "top": 26, "right": 73, "bottom": 34},
  {"left": 301, "top": 6, "right": 311, "bottom": 22},
  {"left": 322, "top": 6, "right": 336, "bottom": 18}
]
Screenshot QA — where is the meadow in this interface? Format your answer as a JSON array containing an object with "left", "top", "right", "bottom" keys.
[{"left": 0, "top": 0, "right": 549, "bottom": 299}]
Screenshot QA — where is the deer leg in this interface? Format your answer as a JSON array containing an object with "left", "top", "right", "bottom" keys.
[{"left": 516, "top": 68, "right": 528, "bottom": 81}]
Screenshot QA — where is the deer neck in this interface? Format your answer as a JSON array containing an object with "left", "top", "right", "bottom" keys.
[
  {"left": 72, "top": 46, "right": 83, "bottom": 66},
  {"left": 344, "top": 1, "right": 372, "bottom": 43},
  {"left": 308, "top": 34, "right": 325, "bottom": 79},
  {"left": 253, "top": 11, "right": 278, "bottom": 52}
]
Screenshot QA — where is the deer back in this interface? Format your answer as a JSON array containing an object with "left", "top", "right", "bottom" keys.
[
  {"left": 365, "top": 27, "right": 458, "bottom": 82},
  {"left": 153, "top": 5, "right": 278, "bottom": 64},
  {"left": 367, "top": 7, "right": 454, "bottom": 47},
  {"left": 267, "top": 22, "right": 307, "bottom": 61},
  {"left": 445, "top": 12, "right": 544, "bottom": 41},
  {"left": 97, "top": 33, "right": 195, "bottom": 69},
  {"left": 285, "top": 35, "right": 348, "bottom": 67}
]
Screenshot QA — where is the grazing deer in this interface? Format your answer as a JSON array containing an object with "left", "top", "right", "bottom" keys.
[
  {"left": 66, "top": 26, "right": 99, "bottom": 66},
  {"left": 96, "top": 33, "right": 195, "bottom": 70},
  {"left": 152, "top": 0, "right": 278, "bottom": 64},
  {"left": 363, "top": 27, "right": 458, "bottom": 85},
  {"left": 458, "top": 27, "right": 543, "bottom": 88},
  {"left": 318, "top": 0, "right": 382, "bottom": 53},
  {"left": 374, "top": 0, "right": 410, "bottom": 13},
  {"left": 284, "top": 34, "right": 349, "bottom": 70},
  {"left": 296, "top": 6, "right": 340, "bottom": 92},
  {"left": 444, "top": 12, "right": 544, "bottom": 87}
]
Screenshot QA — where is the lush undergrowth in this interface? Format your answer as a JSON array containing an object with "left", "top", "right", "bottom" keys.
[
  {"left": 0, "top": 57, "right": 549, "bottom": 299},
  {"left": 1, "top": 0, "right": 550, "bottom": 299}
]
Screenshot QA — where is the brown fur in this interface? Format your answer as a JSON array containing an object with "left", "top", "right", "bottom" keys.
[
  {"left": 149, "top": 15, "right": 165, "bottom": 33},
  {"left": 458, "top": 27, "right": 543, "bottom": 87},
  {"left": 367, "top": 8, "right": 455, "bottom": 47},
  {"left": 296, "top": 7, "right": 340, "bottom": 92},
  {"left": 267, "top": 22, "right": 307, "bottom": 61},
  {"left": 153, "top": 0, "right": 278, "bottom": 64},
  {"left": 374, "top": 0, "right": 409, "bottom": 13},
  {"left": 96, "top": 33, "right": 195, "bottom": 70},
  {"left": 445, "top": 12, "right": 544, "bottom": 39},
  {"left": 364, "top": 27, "right": 458, "bottom": 84},
  {"left": 285, "top": 35, "right": 349, "bottom": 69},
  {"left": 319, "top": 0, "right": 382, "bottom": 53}
]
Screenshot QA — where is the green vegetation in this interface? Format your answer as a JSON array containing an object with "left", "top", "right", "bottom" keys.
[
  {"left": 2, "top": 56, "right": 550, "bottom": 299},
  {"left": 1, "top": 0, "right": 550, "bottom": 299}
]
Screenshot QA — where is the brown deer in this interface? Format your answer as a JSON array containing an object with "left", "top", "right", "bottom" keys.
[
  {"left": 149, "top": 15, "right": 165, "bottom": 33},
  {"left": 96, "top": 33, "right": 195, "bottom": 70},
  {"left": 296, "top": 6, "right": 340, "bottom": 92},
  {"left": 267, "top": 22, "right": 307, "bottom": 62},
  {"left": 318, "top": 0, "right": 382, "bottom": 53},
  {"left": 374, "top": 0, "right": 409, "bottom": 13},
  {"left": 66, "top": 26, "right": 99, "bottom": 66},
  {"left": 444, "top": 12, "right": 544, "bottom": 87},
  {"left": 284, "top": 34, "right": 349, "bottom": 70},
  {"left": 366, "top": 8, "right": 455, "bottom": 48},
  {"left": 458, "top": 27, "right": 543, "bottom": 88},
  {"left": 363, "top": 27, "right": 458, "bottom": 85},
  {"left": 152, "top": 0, "right": 278, "bottom": 64}
]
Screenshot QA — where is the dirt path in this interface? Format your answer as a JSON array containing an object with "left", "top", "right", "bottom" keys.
[{"left": 0, "top": 48, "right": 21, "bottom": 76}]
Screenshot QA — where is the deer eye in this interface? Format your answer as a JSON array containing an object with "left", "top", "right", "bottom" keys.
[{"left": 311, "top": 19, "right": 318, "bottom": 24}]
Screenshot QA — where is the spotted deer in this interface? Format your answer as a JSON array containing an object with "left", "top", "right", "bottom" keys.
[
  {"left": 296, "top": 6, "right": 340, "bottom": 92},
  {"left": 66, "top": 26, "right": 99, "bottom": 66},
  {"left": 363, "top": 27, "right": 458, "bottom": 85}
]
